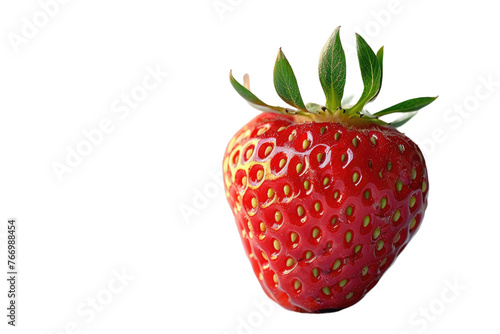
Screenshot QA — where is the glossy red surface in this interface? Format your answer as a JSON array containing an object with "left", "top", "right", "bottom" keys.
[{"left": 223, "top": 113, "right": 428, "bottom": 313}]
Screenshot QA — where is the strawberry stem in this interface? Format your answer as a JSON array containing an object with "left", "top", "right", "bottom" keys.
[{"left": 230, "top": 29, "right": 437, "bottom": 128}]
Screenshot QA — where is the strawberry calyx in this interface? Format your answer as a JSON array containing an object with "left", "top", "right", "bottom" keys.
[{"left": 230, "top": 26, "right": 437, "bottom": 129}]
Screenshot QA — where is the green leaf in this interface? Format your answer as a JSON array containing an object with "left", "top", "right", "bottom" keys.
[
  {"left": 229, "top": 70, "right": 298, "bottom": 114},
  {"left": 389, "top": 112, "right": 418, "bottom": 128},
  {"left": 229, "top": 71, "right": 266, "bottom": 108},
  {"left": 305, "top": 102, "right": 325, "bottom": 114},
  {"left": 369, "top": 46, "right": 384, "bottom": 102},
  {"left": 374, "top": 96, "right": 438, "bottom": 117},
  {"left": 318, "top": 26, "right": 346, "bottom": 111},
  {"left": 273, "top": 48, "right": 307, "bottom": 111},
  {"left": 350, "top": 34, "right": 382, "bottom": 113}
]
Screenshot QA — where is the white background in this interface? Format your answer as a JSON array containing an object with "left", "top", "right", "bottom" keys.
[{"left": 0, "top": 0, "right": 498, "bottom": 333}]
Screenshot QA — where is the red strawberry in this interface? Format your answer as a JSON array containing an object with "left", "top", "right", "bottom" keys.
[{"left": 223, "top": 27, "right": 436, "bottom": 313}]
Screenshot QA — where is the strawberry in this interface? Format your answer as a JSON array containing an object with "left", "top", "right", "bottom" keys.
[{"left": 223, "top": 27, "right": 436, "bottom": 313}]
